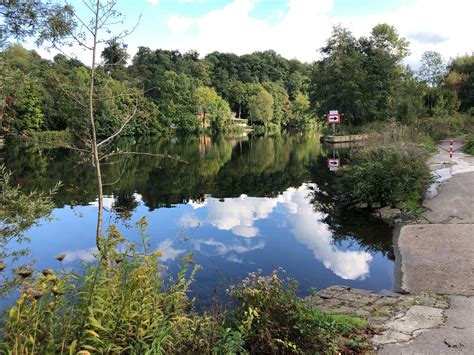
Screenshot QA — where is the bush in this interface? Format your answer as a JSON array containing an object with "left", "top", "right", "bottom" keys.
[
  {"left": 413, "top": 114, "right": 474, "bottom": 141},
  {"left": 339, "top": 143, "right": 434, "bottom": 207},
  {"left": 226, "top": 269, "right": 369, "bottom": 354},
  {"left": 464, "top": 135, "right": 474, "bottom": 155}
]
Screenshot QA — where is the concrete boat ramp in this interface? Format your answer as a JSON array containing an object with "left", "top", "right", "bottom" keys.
[{"left": 379, "top": 145, "right": 474, "bottom": 354}]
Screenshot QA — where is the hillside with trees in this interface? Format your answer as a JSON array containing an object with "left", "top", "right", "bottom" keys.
[{"left": 1, "top": 23, "right": 473, "bottom": 138}]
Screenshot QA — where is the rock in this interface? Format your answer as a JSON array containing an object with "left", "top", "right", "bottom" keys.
[
  {"left": 383, "top": 306, "right": 444, "bottom": 335},
  {"left": 355, "top": 202, "right": 368, "bottom": 209},
  {"left": 368, "top": 316, "right": 391, "bottom": 327},
  {"left": 350, "top": 288, "right": 374, "bottom": 296},
  {"left": 355, "top": 309, "right": 371, "bottom": 317},
  {"left": 373, "top": 330, "right": 413, "bottom": 345},
  {"left": 375, "top": 297, "right": 400, "bottom": 306},
  {"left": 377, "top": 208, "right": 402, "bottom": 221},
  {"left": 332, "top": 306, "right": 355, "bottom": 314}
]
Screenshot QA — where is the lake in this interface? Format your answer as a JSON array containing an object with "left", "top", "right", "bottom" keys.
[{"left": 0, "top": 131, "right": 394, "bottom": 305}]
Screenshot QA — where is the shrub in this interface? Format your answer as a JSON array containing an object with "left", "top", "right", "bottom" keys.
[
  {"left": 464, "top": 135, "right": 474, "bottom": 155},
  {"left": 0, "top": 219, "right": 213, "bottom": 354},
  {"left": 339, "top": 143, "right": 434, "bottom": 207},
  {"left": 413, "top": 114, "right": 474, "bottom": 141},
  {"left": 226, "top": 269, "right": 369, "bottom": 354}
]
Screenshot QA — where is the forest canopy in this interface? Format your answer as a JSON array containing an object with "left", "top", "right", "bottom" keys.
[{"left": 1, "top": 22, "right": 473, "bottom": 137}]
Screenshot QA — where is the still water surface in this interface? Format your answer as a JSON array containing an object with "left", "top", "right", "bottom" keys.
[{"left": 1, "top": 131, "right": 394, "bottom": 304}]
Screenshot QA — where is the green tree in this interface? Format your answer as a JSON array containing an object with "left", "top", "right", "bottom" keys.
[
  {"left": 0, "top": 0, "right": 75, "bottom": 48},
  {"left": 288, "top": 92, "right": 312, "bottom": 127},
  {"left": 0, "top": 57, "right": 44, "bottom": 132},
  {"left": 311, "top": 24, "right": 409, "bottom": 124},
  {"left": 194, "top": 86, "right": 231, "bottom": 129},
  {"left": 445, "top": 55, "right": 474, "bottom": 112},
  {"left": 228, "top": 81, "right": 246, "bottom": 118},
  {"left": 262, "top": 82, "right": 290, "bottom": 126},
  {"left": 101, "top": 38, "right": 129, "bottom": 79},
  {"left": 393, "top": 67, "right": 426, "bottom": 123},
  {"left": 418, "top": 51, "right": 446, "bottom": 87},
  {"left": 248, "top": 90, "right": 274, "bottom": 125},
  {"left": 310, "top": 26, "right": 366, "bottom": 124}
]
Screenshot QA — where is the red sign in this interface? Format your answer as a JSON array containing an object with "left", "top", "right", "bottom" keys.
[
  {"left": 327, "top": 158, "right": 340, "bottom": 170},
  {"left": 327, "top": 114, "right": 340, "bottom": 125}
]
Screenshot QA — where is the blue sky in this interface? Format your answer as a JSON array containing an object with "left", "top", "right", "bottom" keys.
[{"left": 37, "top": 0, "right": 473, "bottom": 66}]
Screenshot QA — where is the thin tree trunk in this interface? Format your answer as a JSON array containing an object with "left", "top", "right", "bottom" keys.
[{"left": 89, "top": 0, "right": 103, "bottom": 251}]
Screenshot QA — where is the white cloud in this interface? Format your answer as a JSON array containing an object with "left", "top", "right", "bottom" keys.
[
  {"left": 63, "top": 247, "right": 98, "bottom": 263},
  {"left": 179, "top": 213, "right": 203, "bottom": 228},
  {"left": 189, "top": 183, "right": 373, "bottom": 280},
  {"left": 282, "top": 184, "right": 373, "bottom": 280},
  {"left": 147, "top": 0, "right": 159, "bottom": 6},
  {"left": 157, "top": 239, "right": 186, "bottom": 261},
  {"left": 163, "top": 0, "right": 474, "bottom": 64},
  {"left": 192, "top": 238, "right": 265, "bottom": 256},
  {"left": 205, "top": 194, "right": 281, "bottom": 237}
]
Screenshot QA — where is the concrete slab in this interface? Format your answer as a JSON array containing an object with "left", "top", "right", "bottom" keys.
[
  {"left": 379, "top": 296, "right": 474, "bottom": 354},
  {"left": 374, "top": 306, "right": 444, "bottom": 347},
  {"left": 424, "top": 172, "right": 474, "bottom": 224},
  {"left": 398, "top": 224, "right": 474, "bottom": 296}
]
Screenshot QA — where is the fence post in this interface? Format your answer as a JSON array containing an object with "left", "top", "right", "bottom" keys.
[{"left": 450, "top": 140, "right": 453, "bottom": 159}]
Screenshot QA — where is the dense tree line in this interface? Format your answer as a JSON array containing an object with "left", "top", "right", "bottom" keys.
[
  {"left": 311, "top": 25, "right": 474, "bottom": 125},
  {"left": 0, "top": 44, "right": 314, "bottom": 136},
  {"left": 1, "top": 17, "right": 473, "bottom": 137}
]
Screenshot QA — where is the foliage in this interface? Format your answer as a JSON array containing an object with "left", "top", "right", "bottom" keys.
[
  {"left": 248, "top": 89, "right": 274, "bottom": 125},
  {"left": 0, "top": 0, "right": 75, "bottom": 48},
  {"left": 194, "top": 86, "right": 231, "bottom": 129},
  {"left": 0, "top": 164, "right": 57, "bottom": 297},
  {"left": 311, "top": 24, "right": 409, "bottom": 125},
  {"left": 417, "top": 51, "right": 447, "bottom": 87},
  {"left": 464, "top": 135, "right": 474, "bottom": 155},
  {"left": 226, "top": 269, "right": 369, "bottom": 354},
  {"left": 0, "top": 218, "right": 369, "bottom": 354},
  {"left": 286, "top": 92, "right": 313, "bottom": 127},
  {"left": 339, "top": 141, "right": 434, "bottom": 207},
  {"left": 413, "top": 114, "right": 474, "bottom": 141},
  {"left": 445, "top": 54, "right": 474, "bottom": 112}
]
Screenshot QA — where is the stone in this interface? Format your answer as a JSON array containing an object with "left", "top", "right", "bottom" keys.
[
  {"left": 384, "top": 306, "right": 444, "bottom": 335},
  {"left": 331, "top": 306, "right": 356, "bottom": 315},
  {"left": 355, "top": 202, "right": 368, "bottom": 209},
  {"left": 368, "top": 316, "right": 390, "bottom": 327},
  {"left": 355, "top": 309, "right": 371, "bottom": 317},
  {"left": 377, "top": 208, "right": 402, "bottom": 220},
  {"left": 350, "top": 288, "right": 374, "bottom": 296},
  {"left": 375, "top": 297, "right": 400, "bottom": 306},
  {"left": 373, "top": 330, "right": 413, "bottom": 345},
  {"left": 376, "top": 306, "right": 394, "bottom": 316}
]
